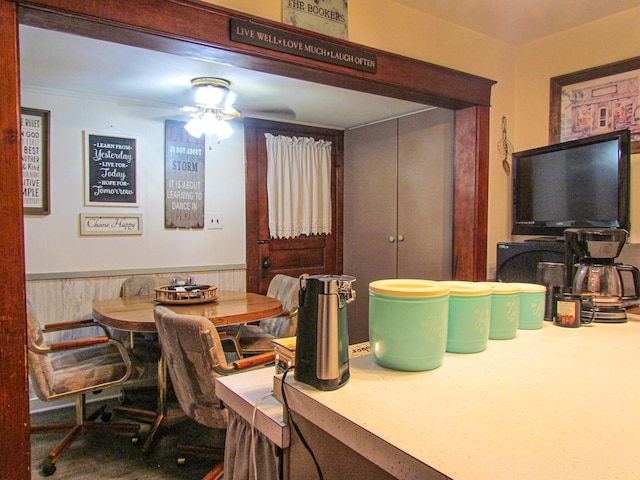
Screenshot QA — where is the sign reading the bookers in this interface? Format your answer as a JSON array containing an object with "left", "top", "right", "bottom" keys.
[
  {"left": 230, "top": 18, "right": 377, "bottom": 73},
  {"left": 164, "top": 120, "right": 205, "bottom": 229}
]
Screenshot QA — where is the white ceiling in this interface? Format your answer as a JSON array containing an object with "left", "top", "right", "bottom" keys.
[
  {"left": 20, "top": 2, "right": 640, "bottom": 129},
  {"left": 392, "top": 0, "right": 640, "bottom": 45},
  {"left": 19, "top": 25, "right": 429, "bottom": 131}
]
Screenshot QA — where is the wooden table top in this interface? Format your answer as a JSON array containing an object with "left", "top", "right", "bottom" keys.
[{"left": 92, "top": 290, "right": 283, "bottom": 332}]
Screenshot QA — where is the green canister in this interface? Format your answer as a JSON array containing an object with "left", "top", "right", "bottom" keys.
[
  {"left": 480, "top": 282, "right": 520, "bottom": 340},
  {"left": 441, "top": 281, "right": 492, "bottom": 353},
  {"left": 513, "top": 282, "right": 546, "bottom": 330},
  {"left": 369, "top": 279, "right": 449, "bottom": 372}
]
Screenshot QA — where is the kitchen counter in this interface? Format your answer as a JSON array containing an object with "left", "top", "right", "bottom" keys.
[{"left": 276, "top": 315, "right": 640, "bottom": 479}]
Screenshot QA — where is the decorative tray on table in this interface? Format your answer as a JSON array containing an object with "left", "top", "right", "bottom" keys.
[{"left": 154, "top": 284, "right": 218, "bottom": 304}]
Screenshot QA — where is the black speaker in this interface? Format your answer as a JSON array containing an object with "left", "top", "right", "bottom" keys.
[{"left": 496, "top": 242, "right": 565, "bottom": 283}]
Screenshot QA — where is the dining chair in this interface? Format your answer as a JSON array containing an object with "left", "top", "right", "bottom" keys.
[
  {"left": 27, "top": 302, "right": 142, "bottom": 477},
  {"left": 153, "top": 305, "right": 276, "bottom": 480},
  {"left": 236, "top": 274, "right": 300, "bottom": 355}
]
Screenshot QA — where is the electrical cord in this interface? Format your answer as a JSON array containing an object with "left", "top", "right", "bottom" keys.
[{"left": 281, "top": 366, "right": 324, "bottom": 480}]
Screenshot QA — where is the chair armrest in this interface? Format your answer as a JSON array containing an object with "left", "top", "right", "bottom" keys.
[
  {"left": 232, "top": 351, "right": 276, "bottom": 370},
  {"left": 43, "top": 318, "right": 110, "bottom": 336},
  {"left": 49, "top": 336, "right": 110, "bottom": 352}
]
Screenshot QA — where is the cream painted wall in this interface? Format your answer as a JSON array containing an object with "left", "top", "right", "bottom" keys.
[
  {"left": 204, "top": 0, "right": 640, "bottom": 274},
  {"left": 204, "top": 0, "right": 518, "bottom": 278},
  {"left": 515, "top": 8, "right": 640, "bottom": 245}
]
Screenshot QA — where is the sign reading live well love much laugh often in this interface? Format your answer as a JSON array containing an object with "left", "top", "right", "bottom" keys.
[
  {"left": 230, "top": 18, "right": 376, "bottom": 73},
  {"left": 84, "top": 132, "right": 137, "bottom": 206},
  {"left": 282, "top": 0, "right": 348, "bottom": 40},
  {"left": 164, "top": 120, "right": 205, "bottom": 229}
]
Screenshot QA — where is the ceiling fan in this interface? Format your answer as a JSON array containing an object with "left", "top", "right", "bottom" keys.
[{"left": 180, "top": 77, "right": 240, "bottom": 139}]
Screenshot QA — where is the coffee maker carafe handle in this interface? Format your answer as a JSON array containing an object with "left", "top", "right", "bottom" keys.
[{"left": 616, "top": 263, "right": 640, "bottom": 303}]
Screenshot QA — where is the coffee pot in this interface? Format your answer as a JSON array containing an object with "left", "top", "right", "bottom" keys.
[
  {"left": 565, "top": 228, "right": 640, "bottom": 322},
  {"left": 294, "top": 274, "right": 356, "bottom": 391}
]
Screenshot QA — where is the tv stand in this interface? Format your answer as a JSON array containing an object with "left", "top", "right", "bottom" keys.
[{"left": 524, "top": 236, "right": 564, "bottom": 243}]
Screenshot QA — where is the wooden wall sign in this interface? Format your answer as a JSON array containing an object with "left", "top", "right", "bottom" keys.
[
  {"left": 84, "top": 132, "right": 137, "bottom": 206},
  {"left": 79, "top": 213, "right": 142, "bottom": 235},
  {"left": 164, "top": 120, "right": 205, "bottom": 229},
  {"left": 21, "top": 108, "right": 50, "bottom": 215},
  {"left": 230, "top": 18, "right": 376, "bottom": 73},
  {"left": 282, "top": 0, "right": 348, "bottom": 40}
]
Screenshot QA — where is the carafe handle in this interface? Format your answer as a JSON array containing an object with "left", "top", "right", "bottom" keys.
[{"left": 616, "top": 263, "right": 640, "bottom": 302}]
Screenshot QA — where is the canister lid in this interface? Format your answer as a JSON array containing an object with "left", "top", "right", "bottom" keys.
[
  {"left": 369, "top": 279, "right": 449, "bottom": 298},
  {"left": 440, "top": 281, "right": 492, "bottom": 296},
  {"left": 478, "top": 282, "right": 520, "bottom": 295},
  {"left": 512, "top": 282, "right": 546, "bottom": 293}
]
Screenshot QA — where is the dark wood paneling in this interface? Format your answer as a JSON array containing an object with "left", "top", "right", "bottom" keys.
[
  {"left": 0, "top": 2, "right": 30, "bottom": 479},
  {"left": 18, "top": 0, "right": 495, "bottom": 109},
  {"left": 453, "top": 105, "right": 490, "bottom": 281}
]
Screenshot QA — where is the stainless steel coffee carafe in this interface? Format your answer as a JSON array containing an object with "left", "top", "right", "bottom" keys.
[{"left": 294, "top": 274, "right": 356, "bottom": 391}]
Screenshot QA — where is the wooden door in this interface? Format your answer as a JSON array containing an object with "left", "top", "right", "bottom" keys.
[{"left": 245, "top": 118, "right": 344, "bottom": 294}]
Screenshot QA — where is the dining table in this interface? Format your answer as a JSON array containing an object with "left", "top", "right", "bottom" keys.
[{"left": 92, "top": 290, "right": 283, "bottom": 453}]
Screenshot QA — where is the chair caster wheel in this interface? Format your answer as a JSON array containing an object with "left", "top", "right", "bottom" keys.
[
  {"left": 100, "top": 411, "right": 112, "bottom": 422},
  {"left": 42, "top": 461, "right": 56, "bottom": 476},
  {"left": 177, "top": 456, "right": 186, "bottom": 466}
]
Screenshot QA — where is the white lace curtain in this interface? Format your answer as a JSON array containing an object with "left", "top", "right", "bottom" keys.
[{"left": 265, "top": 133, "right": 332, "bottom": 239}]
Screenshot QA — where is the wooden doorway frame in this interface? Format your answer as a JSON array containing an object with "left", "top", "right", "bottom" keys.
[{"left": 0, "top": 1, "right": 494, "bottom": 477}]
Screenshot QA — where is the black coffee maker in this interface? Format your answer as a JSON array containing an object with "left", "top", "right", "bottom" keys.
[
  {"left": 294, "top": 274, "right": 355, "bottom": 391},
  {"left": 564, "top": 228, "right": 640, "bottom": 322}
]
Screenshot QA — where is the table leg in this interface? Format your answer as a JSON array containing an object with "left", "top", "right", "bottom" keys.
[{"left": 141, "top": 352, "right": 167, "bottom": 454}]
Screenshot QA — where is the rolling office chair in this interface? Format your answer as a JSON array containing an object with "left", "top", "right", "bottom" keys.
[
  {"left": 27, "top": 302, "right": 142, "bottom": 477},
  {"left": 153, "top": 305, "right": 276, "bottom": 480},
  {"left": 236, "top": 274, "right": 300, "bottom": 355}
]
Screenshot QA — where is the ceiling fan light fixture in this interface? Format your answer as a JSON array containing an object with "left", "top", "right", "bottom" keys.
[
  {"left": 185, "top": 110, "right": 235, "bottom": 141},
  {"left": 184, "top": 77, "right": 240, "bottom": 141}
]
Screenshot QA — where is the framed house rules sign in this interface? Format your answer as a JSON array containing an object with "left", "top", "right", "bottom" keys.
[
  {"left": 164, "top": 120, "right": 205, "bottom": 228},
  {"left": 84, "top": 132, "right": 138, "bottom": 206},
  {"left": 21, "top": 108, "right": 50, "bottom": 215}
]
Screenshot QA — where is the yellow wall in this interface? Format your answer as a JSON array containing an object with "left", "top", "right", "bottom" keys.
[{"left": 203, "top": 0, "right": 640, "bottom": 273}]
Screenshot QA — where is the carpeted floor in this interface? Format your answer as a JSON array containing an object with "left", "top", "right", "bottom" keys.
[{"left": 30, "top": 393, "right": 224, "bottom": 480}]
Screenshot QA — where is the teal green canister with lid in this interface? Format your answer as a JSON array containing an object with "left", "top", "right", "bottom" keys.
[
  {"left": 513, "top": 282, "right": 546, "bottom": 330},
  {"left": 441, "top": 281, "right": 492, "bottom": 353},
  {"left": 369, "top": 279, "right": 450, "bottom": 371},
  {"left": 480, "top": 282, "right": 520, "bottom": 340}
]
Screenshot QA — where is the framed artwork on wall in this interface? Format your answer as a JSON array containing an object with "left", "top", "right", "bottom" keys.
[
  {"left": 84, "top": 131, "right": 138, "bottom": 206},
  {"left": 550, "top": 56, "right": 640, "bottom": 153},
  {"left": 21, "top": 108, "right": 50, "bottom": 215}
]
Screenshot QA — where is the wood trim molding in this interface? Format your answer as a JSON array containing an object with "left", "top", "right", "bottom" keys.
[{"left": 0, "top": 2, "right": 29, "bottom": 479}]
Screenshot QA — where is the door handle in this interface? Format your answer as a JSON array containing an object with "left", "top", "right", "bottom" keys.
[{"left": 261, "top": 257, "right": 271, "bottom": 278}]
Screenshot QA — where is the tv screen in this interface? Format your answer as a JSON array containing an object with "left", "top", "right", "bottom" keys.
[{"left": 512, "top": 129, "right": 630, "bottom": 238}]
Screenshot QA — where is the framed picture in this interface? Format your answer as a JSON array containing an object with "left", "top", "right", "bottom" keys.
[
  {"left": 550, "top": 56, "right": 640, "bottom": 153},
  {"left": 21, "top": 108, "right": 50, "bottom": 215},
  {"left": 79, "top": 213, "right": 143, "bottom": 236},
  {"left": 84, "top": 132, "right": 138, "bottom": 206}
]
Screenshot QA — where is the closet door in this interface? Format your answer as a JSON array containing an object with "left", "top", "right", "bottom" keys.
[
  {"left": 344, "top": 118, "right": 398, "bottom": 344},
  {"left": 397, "top": 109, "right": 454, "bottom": 279}
]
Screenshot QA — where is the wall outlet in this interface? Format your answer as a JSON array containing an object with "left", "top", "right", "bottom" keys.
[{"left": 206, "top": 213, "right": 223, "bottom": 229}]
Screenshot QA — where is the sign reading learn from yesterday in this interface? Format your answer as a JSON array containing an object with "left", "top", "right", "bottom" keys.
[
  {"left": 84, "top": 132, "right": 137, "bottom": 206},
  {"left": 282, "top": 0, "right": 348, "bottom": 40},
  {"left": 164, "top": 120, "right": 205, "bottom": 229}
]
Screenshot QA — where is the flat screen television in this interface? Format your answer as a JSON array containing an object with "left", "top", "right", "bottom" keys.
[{"left": 511, "top": 129, "right": 631, "bottom": 238}]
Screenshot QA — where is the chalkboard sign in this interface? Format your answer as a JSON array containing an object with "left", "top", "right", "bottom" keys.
[
  {"left": 164, "top": 120, "right": 205, "bottom": 228},
  {"left": 84, "top": 132, "right": 137, "bottom": 206}
]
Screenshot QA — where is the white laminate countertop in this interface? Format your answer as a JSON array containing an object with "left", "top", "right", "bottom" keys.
[{"left": 276, "top": 315, "right": 640, "bottom": 480}]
